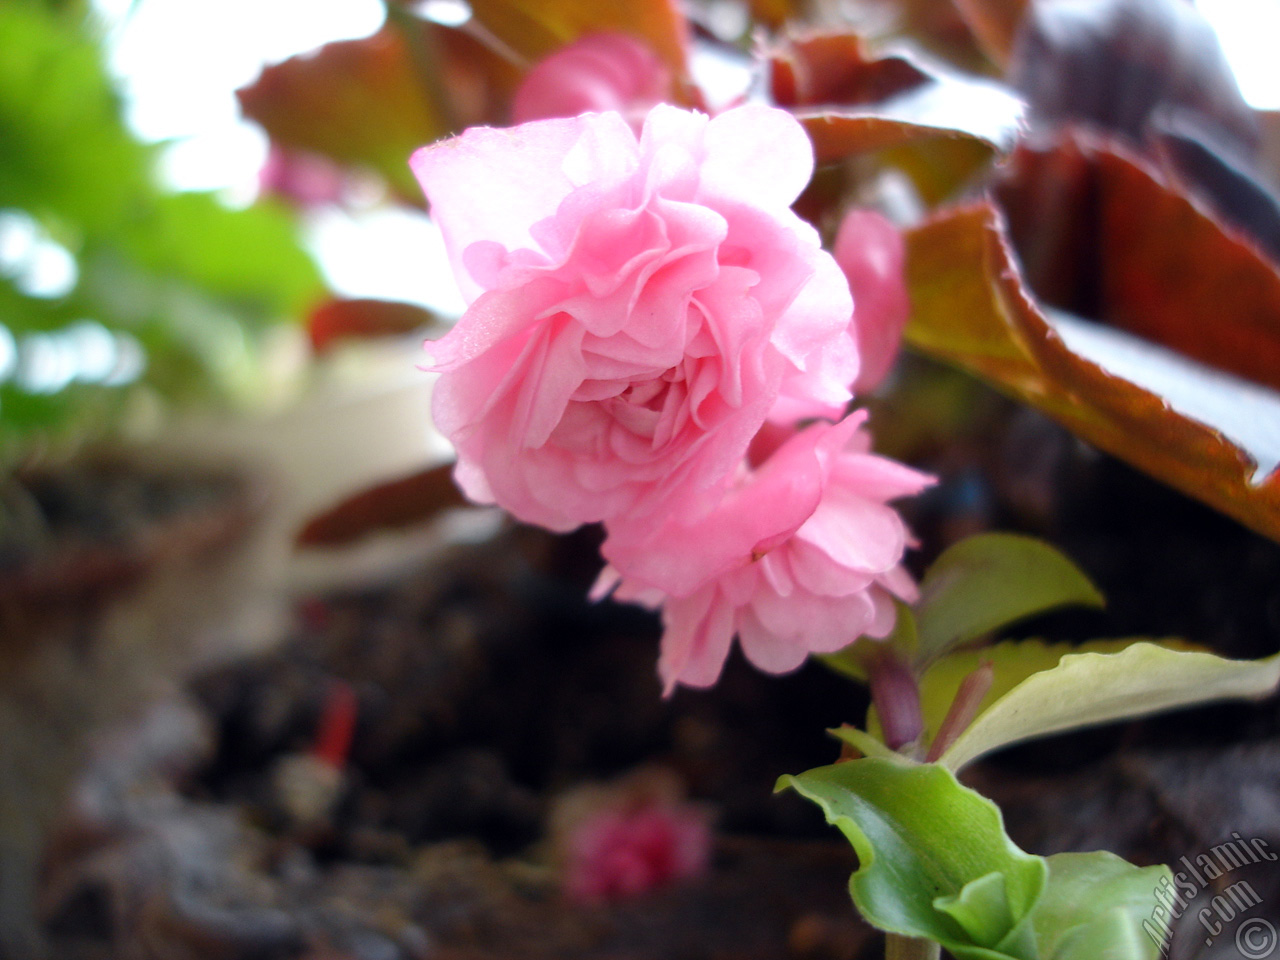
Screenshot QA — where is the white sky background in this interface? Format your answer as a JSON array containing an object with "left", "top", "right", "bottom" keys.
[{"left": 89, "top": 0, "right": 1280, "bottom": 319}]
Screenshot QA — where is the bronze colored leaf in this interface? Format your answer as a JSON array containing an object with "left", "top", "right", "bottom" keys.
[
  {"left": 1009, "top": 0, "right": 1257, "bottom": 160},
  {"left": 296, "top": 463, "right": 470, "bottom": 548},
  {"left": 795, "top": 72, "right": 1022, "bottom": 168},
  {"left": 308, "top": 298, "right": 444, "bottom": 353},
  {"left": 904, "top": 200, "right": 1280, "bottom": 542},
  {"left": 464, "top": 0, "right": 694, "bottom": 93},
  {"left": 950, "top": 0, "right": 1028, "bottom": 70},
  {"left": 766, "top": 31, "right": 928, "bottom": 108},
  {"left": 997, "top": 133, "right": 1280, "bottom": 393},
  {"left": 237, "top": 24, "right": 519, "bottom": 199}
]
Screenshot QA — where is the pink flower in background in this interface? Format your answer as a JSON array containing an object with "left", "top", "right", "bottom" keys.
[
  {"left": 833, "top": 209, "right": 910, "bottom": 393},
  {"left": 412, "top": 104, "right": 854, "bottom": 531},
  {"left": 602, "top": 413, "right": 934, "bottom": 693},
  {"left": 258, "top": 144, "right": 346, "bottom": 208},
  {"left": 512, "top": 32, "right": 673, "bottom": 129},
  {"left": 562, "top": 798, "right": 712, "bottom": 903}
]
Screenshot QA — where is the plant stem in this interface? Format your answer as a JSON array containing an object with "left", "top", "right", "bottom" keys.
[
  {"left": 885, "top": 933, "right": 941, "bottom": 960},
  {"left": 865, "top": 649, "right": 924, "bottom": 752}
]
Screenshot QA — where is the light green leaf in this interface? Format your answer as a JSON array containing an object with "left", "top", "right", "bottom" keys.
[
  {"left": 1035, "top": 853, "right": 1171, "bottom": 960},
  {"left": 940, "top": 643, "right": 1280, "bottom": 770},
  {"left": 778, "top": 759, "right": 1047, "bottom": 960},
  {"left": 829, "top": 725, "right": 898, "bottom": 759},
  {"left": 915, "top": 638, "right": 1152, "bottom": 757},
  {"left": 915, "top": 533, "right": 1105, "bottom": 663},
  {"left": 119, "top": 192, "right": 323, "bottom": 323}
]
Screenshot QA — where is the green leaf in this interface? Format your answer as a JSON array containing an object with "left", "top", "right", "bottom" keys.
[
  {"left": 778, "top": 759, "right": 1047, "bottom": 960},
  {"left": 915, "top": 533, "right": 1104, "bottom": 663},
  {"left": 829, "top": 725, "right": 898, "bottom": 760},
  {"left": 0, "top": 4, "right": 149, "bottom": 230},
  {"left": 939, "top": 643, "right": 1280, "bottom": 770},
  {"left": 1035, "top": 852, "right": 1170, "bottom": 960},
  {"left": 119, "top": 192, "right": 322, "bottom": 323},
  {"left": 915, "top": 638, "right": 1148, "bottom": 758}
]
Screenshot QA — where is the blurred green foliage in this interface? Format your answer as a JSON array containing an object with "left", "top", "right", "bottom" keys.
[{"left": 0, "top": 0, "right": 322, "bottom": 459}]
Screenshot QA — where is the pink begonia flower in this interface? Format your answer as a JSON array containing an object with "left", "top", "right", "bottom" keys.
[
  {"left": 600, "top": 412, "right": 934, "bottom": 693},
  {"left": 512, "top": 32, "right": 673, "bottom": 130},
  {"left": 562, "top": 799, "right": 711, "bottom": 903},
  {"left": 411, "top": 105, "right": 856, "bottom": 531},
  {"left": 258, "top": 144, "right": 346, "bottom": 208},
  {"left": 833, "top": 209, "right": 910, "bottom": 393}
]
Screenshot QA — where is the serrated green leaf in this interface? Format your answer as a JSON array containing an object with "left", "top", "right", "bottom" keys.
[
  {"left": 940, "top": 643, "right": 1280, "bottom": 770},
  {"left": 915, "top": 533, "right": 1105, "bottom": 663},
  {"left": 778, "top": 759, "right": 1047, "bottom": 959},
  {"left": 1035, "top": 853, "right": 1170, "bottom": 960}
]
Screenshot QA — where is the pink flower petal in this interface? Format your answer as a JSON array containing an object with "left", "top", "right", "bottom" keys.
[{"left": 411, "top": 113, "right": 637, "bottom": 302}]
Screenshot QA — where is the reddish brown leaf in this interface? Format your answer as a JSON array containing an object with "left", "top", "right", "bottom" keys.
[
  {"left": 296, "top": 464, "right": 470, "bottom": 548},
  {"left": 308, "top": 298, "right": 444, "bottom": 353},
  {"left": 950, "top": 0, "right": 1028, "bottom": 69},
  {"left": 465, "top": 0, "right": 694, "bottom": 95},
  {"left": 853, "top": 0, "right": 995, "bottom": 74},
  {"left": 1258, "top": 110, "right": 1280, "bottom": 194},
  {"left": 794, "top": 69, "right": 1021, "bottom": 167},
  {"left": 766, "top": 31, "right": 928, "bottom": 108},
  {"left": 237, "top": 24, "right": 519, "bottom": 199},
  {"left": 1009, "top": 0, "right": 1257, "bottom": 160},
  {"left": 904, "top": 200, "right": 1280, "bottom": 543},
  {"left": 997, "top": 133, "right": 1280, "bottom": 394},
  {"left": 746, "top": 0, "right": 798, "bottom": 30}
]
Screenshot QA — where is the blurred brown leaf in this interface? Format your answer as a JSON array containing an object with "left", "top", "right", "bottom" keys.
[
  {"left": 950, "top": 0, "right": 1028, "bottom": 70},
  {"left": 465, "top": 0, "right": 695, "bottom": 94},
  {"left": 793, "top": 72, "right": 1020, "bottom": 205},
  {"left": 904, "top": 200, "right": 1280, "bottom": 543},
  {"left": 853, "top": 0, "right": 995, "bottom": 74},
  {"left": 1009, "top": 0, "right": 1257, "bottom": 160},
  {"left": 1259, "top": 110, "right": 1280, "bottom": 193},
  {"left": 238, "top": 24, "right": 519, "bottom": 200},
  {"left": 997, "top": 132, "right": 1280, "bottom": 393},
  {"left": 766, "top": 31, "right": 928, "bottom": 108},
  {"left": 308, "top": 298, "right": 444, "bottom": 354},
  {"left": 296, "top": 464, "right": 470, "bottom": 548}
]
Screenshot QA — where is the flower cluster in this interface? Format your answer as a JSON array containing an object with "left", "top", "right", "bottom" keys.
[{"left": 412, "top": 102, "right": 931, "bottom": 691}]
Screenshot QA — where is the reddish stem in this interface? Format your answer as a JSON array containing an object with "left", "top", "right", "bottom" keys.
[
  {"left": 925, "top": 661, "right": 995, "bottom": 763},
  {"left": 866, "top": 650, "right": 924, "bottom": 752}
]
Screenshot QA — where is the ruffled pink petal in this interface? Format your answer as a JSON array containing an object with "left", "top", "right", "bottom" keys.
[
  {"left": 659, "top": 587, "right": 737, "bottom": 694},
  {"left": 700, "top": 104, "right": 814, "bottom": 210},
  {"left": 602, "top": 413, "right": 864, "bottom": 596},
  {"left": 411, "top": 113, "right": 637, "bottom": 302}
]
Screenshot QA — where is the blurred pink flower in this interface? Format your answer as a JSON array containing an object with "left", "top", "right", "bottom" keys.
[
  {"left": 411, "top": 104, "right": 854, "bottom": 531},
  {"left": 601, "top": 412, "right": 933, "bottom": 693},
  {"left": 562, "top": 797, "right": 711, "bottom": 904},
  {"left": 833, "top": 209, "right": 910, "bottom": 393},
  {"left": 258, "top": 144, "right": 346, "bottom": 208},
  {"left": 512, "top": 32, "right": 673, "bottom": 130}
]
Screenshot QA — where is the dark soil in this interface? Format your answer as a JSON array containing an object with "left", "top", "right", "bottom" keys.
[{"left": 16, "top": 384, "right": 1280, "bottom": 960}]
